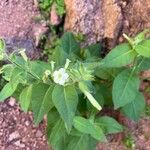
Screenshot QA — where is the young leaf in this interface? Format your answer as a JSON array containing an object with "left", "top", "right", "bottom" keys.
[
  {"left": 52, "top": 85, "right": 78, "bottom": 132},
  {"left": 96, "top": 116, "right": 123, "bottom": 134},
  {"left": 101, "top": 43, "right": 137, "bottom": 68},
  {"left": 73, "top": 116, "right": 106, "bottom": 141},
  {"left": 19, "top": 85, "right": 32, "bottom": 112},
  {"left": 0, "top": 38, "right": 5, "bottom": 60},
  {"left": 112, "top": 69, "right": 140, "bottom": 109},
  {"left": 48, "top": 119, "right": 66, "bottom": 150},
  {"left": 121, "top": 92, "right": 146, "bottom": 121},
  {"left": 135, "top": 39, "right": 150, "bottom": 58},
  {"left": 78, "top": 82, "right": 102, "bottom": 111},
  {"left": 32, "top": 83, "right": 54, "bottom": 125},
  {"left": 0, "top": 82, "right": 18, "bottom": 102},
  {"left": 134, "top": 29, "right": 150, "bottom": 45},
  {"left": 61, "top": 32, "right": 80, "bottom": 55}
]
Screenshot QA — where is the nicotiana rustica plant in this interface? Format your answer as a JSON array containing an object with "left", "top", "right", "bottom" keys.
[{"left": 0, "top": 30, "right": 150, "bottom": 150}]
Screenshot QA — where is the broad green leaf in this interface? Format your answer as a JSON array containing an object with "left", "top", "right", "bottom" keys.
[
  {"left": 0, "top": 82, "right": 17, "bottom": 102},
  {"left": 86, "top": 43, "right": 101, "bottom": 57},
  {"left": 52, "top": 85, "right": 78, "bottom": 132},
  {"left": 48, "top": 119, "right": 66, "bottom": 150},
  {"left": 66, "top": 134, "right": 89, "bottom": 150},
  {"left": 135, "top": 39, "right": 150, "bottom": 58},
  {"left": 19, "top": 85, "right": 32, "bottom": 112},
  {"left": 96, "top": 116, "right": 123, "bottom": 134},
  {"left": 10, "top": 67, "right": 26, "bottom": 87},
  {"left": 10, "top": 55, "right": 27, "bottom": 70},
  {"left": 61, "top": 32, "right": 80, "bottom": 55},
  {"left": 73, "top": 116, "right": 106, "bottom": 141},
  {"left": 98, "top": 84, "right": 112, "bottom": 106},
  {"left": 121, "top": 92, "right": 145, "bottom": 121},
  {"left": 95, "top": 67, "right": 123, "bottom": 80},
  {"left": 29, "top": 61, "right": 51, "bottom": 79},
  {"left": 136, "top": 57, "right": 150, "bottom": 71},
  {"left": 31, "top": 83, "right": 54, "bottom": 125},
  {"left": 2, "top": 64, "right": 14, "bottom": 81},
  {"left": 52, "top": 47, "right": 68, "bottom": 66},
  {"left": 101, "top": 43, "right": 137, "bottom": 67},
  {"left": 112, "top": 69, "right": 140, "bottom": 109}
]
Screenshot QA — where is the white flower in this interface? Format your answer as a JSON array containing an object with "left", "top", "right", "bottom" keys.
[{"left": 53, "top": 68, "right": 69, "bottom": 85}]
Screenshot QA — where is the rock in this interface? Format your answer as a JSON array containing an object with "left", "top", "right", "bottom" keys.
[
  {"left": 14, "top": 141, "right": 25, "bottom": 148},
  {"left": 9, "top": 131, "right": 20, "bottom": 141},
  {"left": 123, "top": 0, "right": 150, "bottom": 36},
  {"left": 64, "top": 0, "right": 104, "bottom": 45},
  {"left": 64, "top": 0, "right": 122, "bottom": 46},
  {"left": 35, "top": 130, "right": 43, "bottom": 138},
  {"left": 102, "top": 0, "right": 123, "bottom": 39},
  {"left": 5, "top": 37, "right": 40, "bottom": 59},
  {"left": 25, "top": 120, "right": 30, "bottom": 126},
  {"left": 50, "top": 3, "right": 62, "bottom": 26},
  {"left": 8, "top": 97, "right": 16, "bottom": 107}
]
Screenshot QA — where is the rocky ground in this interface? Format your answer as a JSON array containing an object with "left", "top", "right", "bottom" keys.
[{"left": 0, "top": 0, "right": 150, "bottom": 150}]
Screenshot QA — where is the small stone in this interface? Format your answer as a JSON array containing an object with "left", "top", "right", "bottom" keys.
[
  {"left": 14, "top": 141, "right": 25, "bottom": 148},
  {"left": 8, "top": 98, "right": 16, "bottom": 107},
  {"left": 35, "top": 130, "right": 43, "bottom": 138},
  {"left": 25, "top": 120, "right": 30, "bottom": 126},
  {"left": 9, "top": 131, "right": 20, "bottom": 141}
]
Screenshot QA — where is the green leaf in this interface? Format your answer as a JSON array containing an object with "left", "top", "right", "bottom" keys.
[
  {"left": 86, "top": 43, "right": 101, "bottom": 57},
  {"left": 135, "top": 39, "right": 150, "bottom": 58},
  {"left": 61, "top": 32, "right": 80, "bottom": 55},
  {"left": 0, "top": 82, "right": 18, "bottom": 102},
  {"left": 48, "top": 119, "right": 66, "bottom": 150},
  {"left": 78, "top": 82, "right": 102, "bottom": 111},
  {"left": 10, "top": 67, "right": 26, "bottom": 87},
  {"left": 32, "top": 83, "right": 54, "bottom": 125},
  {"left": 66, "top": 134, "right": 90, "bottom": 150},
  {"left": 73, "top": 116, "right": 106, "bottom": 141},
  {"left": 52, "top": 85, "right": 78, "bottom": 132},
  {"left": 136, "top": 57, "right": 150, "bottom": 71},
  {"left": 95, "top": 67, "right": 123, "bottom": 80},
  {"left": 134, "top": 29, "right": 150, "bottom": 45},
  {"left": 112, "top": 69, "right": 140, "bottom": 109},
  {"left": 52, "top": 47, "right": 68, "bottom": 66},
  {"left": 96, "top": 116, "right": 123, "bottom": 134},
  {"left": 19, "top": 85, "right": 32, "bottom": 112},
  {"left": 121, "top": 92, "right": 146, "bottom": 121},
  {"left": 29, "top": 61, "right": 51, "bottom": 79},
  {"left": 101, "top": 43, "right": 137, "bottom": 67},
  {"left": 0, "top": 39, "right": 5, "bottom": 60}
]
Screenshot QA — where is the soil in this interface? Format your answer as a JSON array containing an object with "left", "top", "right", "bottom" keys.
[
  {"left": 0, "top": 98, "right": 50, "bottom": 150},
  {"left": 0, "top": 0, "right": 150, "bottom": 150}
]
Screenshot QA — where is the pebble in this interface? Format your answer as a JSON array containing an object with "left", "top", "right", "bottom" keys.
[
  {"left": 9, "top": 131, "right": 20, "bottom": 141},
  {"left": 14, "top": 141, "right": 25, "bottom": 148},
  {"left": 35, "top": 130, "right": 43, "bottom": 138},
  {"left": 25, "top": 120, "right": 30, "bottom": 126},
  {"left": 8, "top": 98, "right": 16, "bottom": 107}
]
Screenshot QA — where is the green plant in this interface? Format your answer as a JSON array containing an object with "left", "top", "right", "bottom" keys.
[
  {"left": 39, "top": 0, "right": 65, "bottom": 17},
  {"left": 0, "top": 30, "right": 150, "bottom": 150},
  {"left": 123, "top": 134, "right": 135, "bottom": 149}
]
